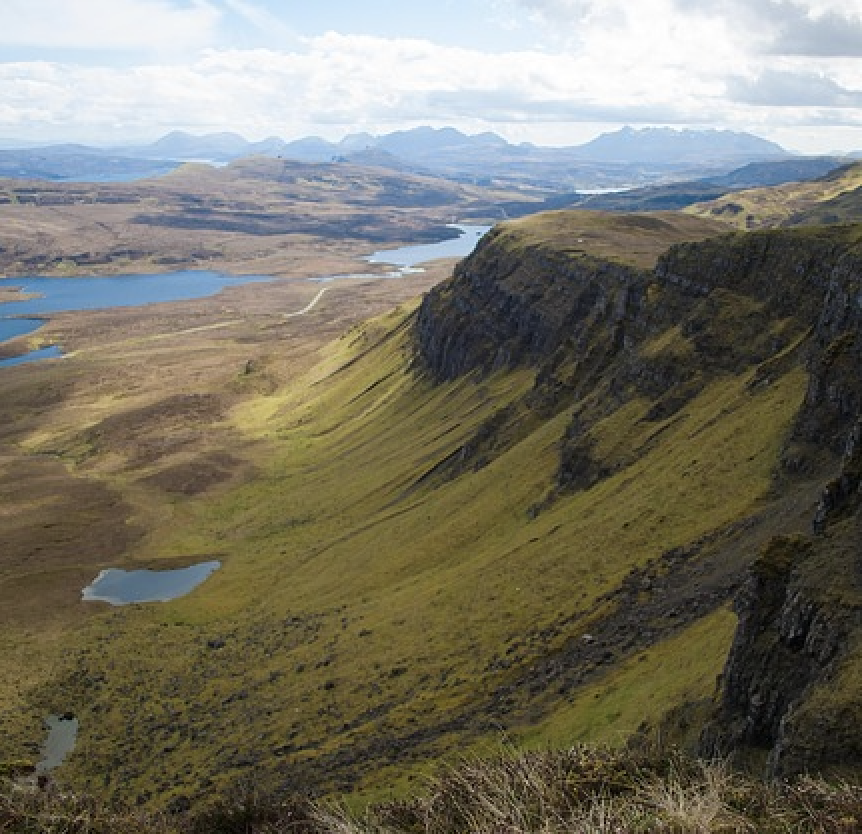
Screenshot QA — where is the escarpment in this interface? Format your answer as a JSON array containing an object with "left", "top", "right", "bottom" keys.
[
  {"left": 417, "top": 222, "right": 862, "bottom": 387},
  {"left": 414, "top": 214, "right": 862, "bottom": 777},
  {"left": 414, "top": 219, "right": 862, "bottom": 486},
  {"left": 415, "top": 227, "right": 646, "bottom": 381}
]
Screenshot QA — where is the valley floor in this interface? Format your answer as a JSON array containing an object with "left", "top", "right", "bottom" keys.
[{"left": 0, "top": 261, "right": 450, "bottom": 792}]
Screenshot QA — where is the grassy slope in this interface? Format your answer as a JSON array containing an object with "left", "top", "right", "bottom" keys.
[
  {"left": 487, "top": 208, "right": 727, "bottom": 268},
  {"left": 19, "top": 255, "right": 809, "bottom": 806},
  {"left": 685, "top": 161, "right": 862, "bottom": 229},
  {"left": 5, "top": 744, "right": 862, "bottom": 832}
]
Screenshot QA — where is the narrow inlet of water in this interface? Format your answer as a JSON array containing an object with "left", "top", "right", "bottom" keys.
[
  {"left": 365, "top": 224, "right": 489, "bottom": 270},
  {"left": 0, "top": 345, "right": 63, "bottom": 367}
]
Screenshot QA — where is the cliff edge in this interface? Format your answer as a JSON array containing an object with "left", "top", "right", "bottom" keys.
[{"left": 415, "top": 214, "right": 862, "bottom": 777}]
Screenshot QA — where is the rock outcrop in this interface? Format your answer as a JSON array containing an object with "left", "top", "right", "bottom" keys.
[
  {"left": 413, "top": 215, "right": 862, "bottom": 776},
  {"left": 415, "top": 226, "right": 646, "bottom": 383}
]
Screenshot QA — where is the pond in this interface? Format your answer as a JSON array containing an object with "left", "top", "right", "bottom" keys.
[
  {"left": 82, "top": 560, "right": 221, "bottom": 605},
  {"left": 36, "top": 714, "right": 79, "bottom": 772}
]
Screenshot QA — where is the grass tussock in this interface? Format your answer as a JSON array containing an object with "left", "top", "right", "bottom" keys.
[
  {"left": 319, "top": 747, "right": 862, "bottom": 834},
  {"left": 4, "top": 747, "right": 862, "bottom": 833}
]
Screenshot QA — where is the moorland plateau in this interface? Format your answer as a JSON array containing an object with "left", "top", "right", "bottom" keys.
[
  {"left": 1, "top": 155, "right": 862, "bottom": 827},
  {"left": 0, "top": 156, "right": 514, "bottom": 283}
]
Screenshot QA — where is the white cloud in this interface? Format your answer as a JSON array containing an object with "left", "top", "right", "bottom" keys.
[
  {"left": 0, "top": 2, "right": 860, "bottom": 150},
  {"left": 0, "top": 30, "right": 857, "bottom": 142},
  {"left": 0, "top": 0, "right": 221, "bottom": 51},
  {"left": 515, "top": 0, "right": 862, "bottom": 57},
  {"left": 728, "top": 69, "right": 862, "bottom": 107},
  {"left": 665, "top": 0, "right": 862, "bottom": 56}
]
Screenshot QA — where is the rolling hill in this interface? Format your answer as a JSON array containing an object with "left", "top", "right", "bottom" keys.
[
  {"left": 0, "top": 156, "right": 520, "bottom": 279},
  {"left": 687, "top": 160, "right": 862, "bottom": 229}
]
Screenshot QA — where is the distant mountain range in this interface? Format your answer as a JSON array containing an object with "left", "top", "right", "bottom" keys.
[
  {"left": 0, "top": 144, "right": 178, "bottom": 182},
  {"left": 0, "top": 126, "right": 857, "bottom": 192},
  {"left": 125, "top": 126, "right": 790, "bottom": 189},
  {"left": 132, "top": 125, "right": 783, "bottom": 165}
]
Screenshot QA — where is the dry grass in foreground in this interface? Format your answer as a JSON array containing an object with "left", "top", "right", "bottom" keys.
[{"left": 3, "top": 746, "right": 861, "bottom": 833}]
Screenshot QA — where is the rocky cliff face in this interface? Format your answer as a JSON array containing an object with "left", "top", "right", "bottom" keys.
[
  {"left": 699, "top": 536, "right": 853, "bottom": 774},
  {"left": 413, "top": 215, "right": 862, "bottom": 777},
  {"left": 667, "top": 229, "right": 862, "bottom": 777},
  {"left": 413, "top": 221, "right": 654, "bottom": 488},
  {"left": 415, "top": 225, "right": 646, "bottom": 383},
  {"left": 416, "top": 224, "right": 856, "bottom": 384},
  {"left": 415, "top": 221, "right": 859, "bottom": 492}
]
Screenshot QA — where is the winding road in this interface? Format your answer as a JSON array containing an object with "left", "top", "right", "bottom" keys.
[
  {"left": 62, "top": 285, "right": 330, "bottom": 359},
  {"left": 283, "top": 286, "right": 327, "bottom": 318}
]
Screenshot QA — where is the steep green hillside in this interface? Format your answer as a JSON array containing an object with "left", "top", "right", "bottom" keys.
[{"left": 9, "top": 210, "right": 862, "bottom": 807}]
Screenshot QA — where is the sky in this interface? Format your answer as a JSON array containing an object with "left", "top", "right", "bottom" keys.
[{"left": 1, "top": 0, "right": 861, "bottom": 152}]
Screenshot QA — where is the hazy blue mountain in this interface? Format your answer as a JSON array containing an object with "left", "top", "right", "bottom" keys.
[
  {"left": 0, "top": 146, "right": 180, "bottom": 181},
  {"left": 279, "top": 127, "right": 509, "bottom": 169},
  {"left": 0, "top": 126, "right": 807, "bottom": 190},
  {"left": 338, "top": 132, "right": 378, "bottom": 153},
  {"left": 325, "top": 126, "right": 792, "bottom": 189},
  {"left": 248, "top": 136, "right": 292, "bottom": 157},
  {"left": 573, "top": 126, "right": 786, "bottom": 164},
  {"left": 139, "top": 130, "right": 251, "bottom": 161},
  {"left": 280, "top": 136, "right": 338, "bottom": 162},
  {"left": 375, "top": 126, "right": 507, "bottom": 158},
  {"left": 702, "top": 155, "right": 850, "bottom": 187}
]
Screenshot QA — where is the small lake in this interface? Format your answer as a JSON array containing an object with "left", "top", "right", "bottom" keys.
[
  {"left": 82, "top": 560, "right": 221, "bottom": 605},
  {"left": 37, "top": 714, "right": 78, "bottom": 772},
  {"left": 0, "top": 269, "right": 273, "bottom": 345},
  {"left": 366, "top": 224, "right": 489, "bottom": 270}
]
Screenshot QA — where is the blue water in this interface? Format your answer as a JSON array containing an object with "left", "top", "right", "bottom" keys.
[
  {"left": 0, "top": 317, "right": 44, "bottom": 341},
  {"left": 0, "top": 269, "right": 271, "bottom": 320},
  {"left": 82, "top": 560, "right": 221, "bottom": 605},
  {"left": 37, "top": 715, "right": 79, "bottom": 772},
  {"left": 0, "top": 269, "right": 272, "bottom": 355},
  {"left": 0, "top": 227, "right": 491, "bottom": 363},
  {"left": 366, "top": 224, "right": 489, "bottom": 269},
  {"left": 0, "top": 345, "right": 63, "bottom": 367}
]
